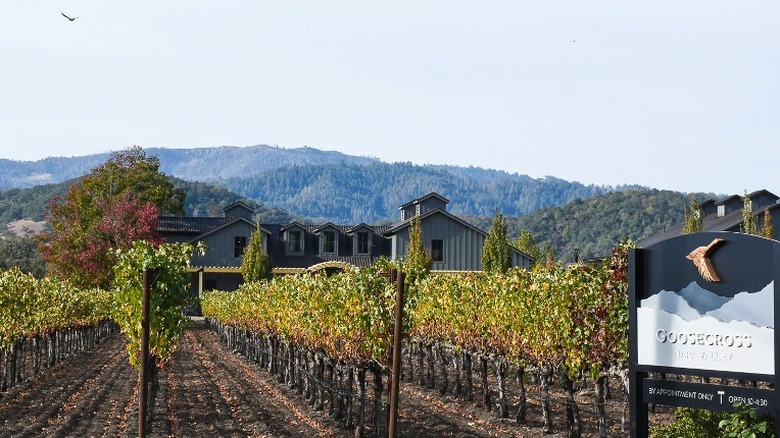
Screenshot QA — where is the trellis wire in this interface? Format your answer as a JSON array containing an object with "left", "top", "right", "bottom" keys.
[{"left": 208, "top": 317, "right": 635, "bottom": 437}]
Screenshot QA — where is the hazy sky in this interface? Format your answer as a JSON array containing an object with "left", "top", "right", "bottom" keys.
[{"left": 1, "top": 2, "right": 777, "bottom": 195}]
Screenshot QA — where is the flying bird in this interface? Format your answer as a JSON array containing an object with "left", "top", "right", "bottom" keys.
[
  {"left": 61, "top": 12, "right": 80, "bottom": 22},
  {"left": 686, "top": 238, "right": 725, "bottom": 282}
]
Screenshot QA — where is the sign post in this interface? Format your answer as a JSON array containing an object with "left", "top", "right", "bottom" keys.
[
  {"left": 139, "top": 268, "right": 152, "bottom": 438},
  {"left": 629, "top": 232, "right": 779, "bottom": 437}
]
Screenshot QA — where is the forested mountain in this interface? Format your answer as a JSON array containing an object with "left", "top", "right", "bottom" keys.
[
  {"left": 219, "top": 162, "right": 632, "bottom": 223},
  {"left": 170, "top": 178, "right": 297, "bottom": 224},
  {"left": 0, "top": 182, "right": 72, "bottom": 224},
  {"left": 0, "top": 173, "right": 691, "bottom": 265},
  {"left": 0, "top": 145, "right": 376, "bottom": 190},
  {"left": 0, "top": 155, "right": 110, "bottom": 190},
  {"left": 1, "top": 145, "right": 696, "bottom": 263},
  {"left": 509, "top": 189, "right": 689, "bottom": 262},
  {"left": 1, "top": 145, "right": 640, "bottom": 224}
]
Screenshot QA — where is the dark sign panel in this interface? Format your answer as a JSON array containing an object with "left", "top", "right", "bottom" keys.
[
  {"left": 629, "top": 232, "right": 779, "bottom": 437},
  {"left": 643, "top": 378, "right": 773, "bottom": 416}
]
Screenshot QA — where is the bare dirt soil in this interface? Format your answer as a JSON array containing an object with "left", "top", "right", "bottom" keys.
[{"left": 1, "top": 322, "right": 647, "bottom": 437}]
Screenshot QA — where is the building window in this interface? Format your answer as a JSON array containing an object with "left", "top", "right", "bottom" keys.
[
  {"left": 431, "top": 239, "right": 443, "bottom": 262},
  {"left": 322, "top": 230, "right": 336, "bottom": 254},
  {"left": 356, "top": 231, "right": 370, "bottom": 254},
  {"left": 234, "top": 236, "right": 247, "bottom": 258},
  {"left": 287, "top": 230, "right": 303, "bottom": 255},
  {"left": 717, "top": 205, "right": 725, "bottom": 217}
]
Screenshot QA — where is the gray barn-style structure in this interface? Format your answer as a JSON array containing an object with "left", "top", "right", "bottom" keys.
[
  {"left": 157, "top": 192, "right": 535, "bottom": 298},
  {"left": 383, "top": 193, "right": 534, "bottom": 271}
]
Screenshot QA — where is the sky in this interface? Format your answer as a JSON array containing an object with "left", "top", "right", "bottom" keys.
[{"left": 1, "top": 2, "right": 778, "bottom": 195}]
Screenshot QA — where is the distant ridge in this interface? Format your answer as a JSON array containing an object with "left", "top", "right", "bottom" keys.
[
  {"left": 0, "top": 145, "right": 629, "bottom": 220},
  {"left": 1, "top": 144, "right": 681, "bottom": 261},
  {"left": 148, "top": 145, "right": 378, "bottom": 182},
  {"left": 0, "top": 145, "right": 378, "bottom": 189}
]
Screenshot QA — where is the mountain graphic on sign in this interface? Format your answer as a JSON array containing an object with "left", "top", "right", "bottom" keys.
[{"left": 640, "top": 281, "right": 773, "bottom": 329}]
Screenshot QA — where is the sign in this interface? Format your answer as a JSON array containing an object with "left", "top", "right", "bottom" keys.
[
  {"left": 628, "top": 232, "right": 780, "bottom": 437},
  {"left": 643, "top": 378, "right": 773, "bottom": 416},
  {"left": 636, "top": 277, "right": 774, "bottom": 375}
]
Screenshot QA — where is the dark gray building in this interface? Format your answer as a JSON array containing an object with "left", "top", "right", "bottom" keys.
[
  {"left": 383, "top": 193, "right": 534, "bottom": 271},
  {"left": 158, "top": 192, "right": 535, "bottom": 295},
  {"left": 639, "top": 189, "right": 780, "bottom": 248}
]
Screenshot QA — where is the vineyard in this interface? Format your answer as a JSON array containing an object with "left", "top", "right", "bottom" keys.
[
  {"left": 200, "top": 243, "right": 633, "bottom": 437},
  {"left": 2, "top": 243, "right": 643, "bottom": 437},
  {"left": 0, "top": 268, "right": 113, "bottom": 391}
]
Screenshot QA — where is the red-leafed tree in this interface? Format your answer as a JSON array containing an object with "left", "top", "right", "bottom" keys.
[{"left": 39, "top": 147, "right": 184, "bottom": 289}]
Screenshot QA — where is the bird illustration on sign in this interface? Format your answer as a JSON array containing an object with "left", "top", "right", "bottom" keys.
[{"left": 686, "top": 238, "right": 725, "bottom": 282}]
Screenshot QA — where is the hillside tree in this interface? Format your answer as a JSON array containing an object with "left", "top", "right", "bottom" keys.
[
  {"left": 482, "top": 210, "right": 511, "bottom": 274},
  {"left": 241, "top": 223, "right": 273, "bottom": 282},
  {"left": 681, "top": 195, "right": 703, "bottom": 234},
  {"left": 0, "top": 236, "right": 45, "bottom": 277},
  {"left": 513, "top": 229, "right": 542, "bottom": 265},
  {"left": 39, "top": 147, "right": 184, "bottom": 289}
]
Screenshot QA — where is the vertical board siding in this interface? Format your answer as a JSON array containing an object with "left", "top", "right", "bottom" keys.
[{"left": 194, "top": 221, "right": 257, "bottom": 267}]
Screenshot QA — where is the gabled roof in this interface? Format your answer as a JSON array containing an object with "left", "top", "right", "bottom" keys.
[
  {"left": 222, "top": 200, "right": 255, "bottom": 214},
  {"left": 157, "top": 216, "right": 235, "bottom": 235},
  {"left": 186, "top": 217, "right": 263, "bottom": 244},
  {"left": 748, "top": 189, "right": 779, "bottom": 201},
  {"left": 312, "top": 222, "right": 340, "bottom": 234},
  {"left": 699, "top": 199, "right": 716, "bottom": 208},
  {"left": 398, "top": 192, "right": 449, "bottom": 210},
  {"left": 280, "top": 221, "right": 308, "bottom": 232},
  {"left": 715, "top": 194, "right": 743, "bottom": 206},
  {"left": 346, "top": 223, "right": 375, "bottom": 234},
  {"left": 383, "top": 208, "right": 475, "bottom": 236}
]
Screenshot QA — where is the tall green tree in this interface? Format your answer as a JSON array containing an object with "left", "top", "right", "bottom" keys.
[
  {"left": 242, "top": 223, "right": 273, "bottom": 283},
  {"left": 742, "top": 191, "right": 758, "bottom": 235},
  {"left": 482, "top": 210, "right": 511, "bottom": 274},
  {"left": 39, "top": 147, "right": 185, "bottom": 289},
  {"left": 405, "top": 215, "right": 431, "bottom": 275},
  {"left": 682, "top": 195, "right": 703, "bottom": 234},
  {"left": 761, "top": 208, "right": 774, "bottom": 239},
  {"left": 513, "top": 229, "right": 542, "bottom": 265}
]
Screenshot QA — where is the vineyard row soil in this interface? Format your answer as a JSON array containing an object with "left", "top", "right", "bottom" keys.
[{"left": 1, "top": 320, "right": 671, "bottom": 437}]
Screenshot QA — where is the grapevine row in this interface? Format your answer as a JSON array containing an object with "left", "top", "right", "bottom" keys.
[
  {"left": 201, "top": 244, "right": 630, "bottom": 436},
  {"left": 0, "top": 267, "right": 114, "bottom": 392}
]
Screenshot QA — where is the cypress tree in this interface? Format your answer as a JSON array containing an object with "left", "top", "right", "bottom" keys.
[
  {"left": 762, "top": 208, "right": 774, "bottom": 239},
  {"left": 682, "top": 195, "right": 703, "bottom": 235},
  {"left": 242, "top": 222, "right": 273, "bottom": 282},
  {"left": 742, "top": 192, "right": 758, "bottom": 235},
  {"left": 482, "top": 210, "right": 511, "bottom": 274},
  {"left": 406, "top": 215, "right": 431, "bottom": 275}
]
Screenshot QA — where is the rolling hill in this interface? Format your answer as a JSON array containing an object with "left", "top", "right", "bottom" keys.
[{"left": 0, "top": 145, "right": 691, "bottom": 261}]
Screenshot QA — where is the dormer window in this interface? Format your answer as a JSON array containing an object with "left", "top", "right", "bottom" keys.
[
  {"left": 321, "top": 230, "right": 337, "bottom": 254},
  {"left": 717, "top": 205, "right": 726, "bottom": 217},
  {"left": 356, "top": 231, "right": 370, "bottom": 255},
  {"left": 285, "top": 229, "right": 304, "bottom": 255},
  {"left": 348, "top": 224, "right": 374, "bottom": 256}
]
